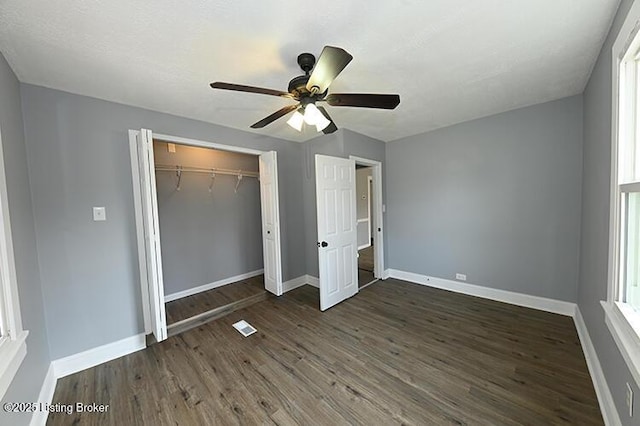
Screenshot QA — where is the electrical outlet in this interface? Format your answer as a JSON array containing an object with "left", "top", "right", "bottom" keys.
[
  {"left": 92, "top": 206, "right": 106, "bottom": 222},
  {"left": 455, "top": 273, "right": 467, "bottom": 281},
  {"left": 627, "top": 383, "right": 634, "bottom": 417}
]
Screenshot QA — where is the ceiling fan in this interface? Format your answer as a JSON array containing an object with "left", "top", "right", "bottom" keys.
[{"left": 210, "top": 46, "right": 400, "bottom": 134}]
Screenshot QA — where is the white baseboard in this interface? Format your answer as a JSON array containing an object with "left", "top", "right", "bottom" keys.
[
  {"left": 306, "top": 275, "right": 319, "bottom": 288},
  {"left": 29, "top": 364, "right": 57, "bottom": 426},
  {"left": 386, "top": 269, "right": 576, "bottom": 316},
  {"left": 164, "top": 269, "right": 264, "bottom": 302},
  {"left": 283, "top": 275, "right": 319, "bottom": 292},
  {"left": 52, "top": 334, "right": 146, "bottom": 379},
  {"left": 574, "top": 308, "right": 621, "bottom": 426},
  {"left": 382, "top": 269, "right": 390, "bottom": 280},
  {"left": 283, "top": 276, "right": 307, "bottom": 293}
]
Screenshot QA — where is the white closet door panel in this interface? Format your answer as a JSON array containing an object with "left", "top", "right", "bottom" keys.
[
  {"left": 259, "top": 151, "right": 283, "bottom": 296},
  {"left": 137, "top": 128, "right": 167, "bottom": 342}
]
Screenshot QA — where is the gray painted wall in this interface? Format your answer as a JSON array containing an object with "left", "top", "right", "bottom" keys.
[
  {"left": 153, "top": 142, "right": 263, "bottom": 296},
  {"left": 0, "top": 54, "right": 50, "bottom": 426},
  {"left": 579, "top": 1, "right": 640, "bottom": 424},
  {"left": 386, "top": 95, "right": 583, "bottom": 302},
  {"left": 20, "top": 84, "right": 305, "bottom": 359},
  {"left": 302, "top": 129, "right": 386, "bottom": 277}
]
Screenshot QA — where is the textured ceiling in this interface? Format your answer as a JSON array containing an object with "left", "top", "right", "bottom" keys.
[{"left": 0, "top": 0, "right": 619, "bottom": 142}]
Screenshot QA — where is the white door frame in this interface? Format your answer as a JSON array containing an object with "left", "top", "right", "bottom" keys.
[
  {"left": 350, "top": 156, "right": 385, "bottom": 279},
  {"left": 129, "top": 130, "right": 283, "bottom": 336}
]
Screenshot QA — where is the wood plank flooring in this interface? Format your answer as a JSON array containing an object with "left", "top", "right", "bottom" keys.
[
  {"left": 358, "top": 268, "right": 375, "bottom": 288},
  {"left": 47, "top": 279, "right": 602, "bottom": 425},
  {"left": 358, "top": 245, "right": 374, "bottom": 272},
  {"left": 165, "top": 275, "right": 265, "bottom": 324}
]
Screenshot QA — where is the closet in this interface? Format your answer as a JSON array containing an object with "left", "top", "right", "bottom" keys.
[
  {"left": 130, "top": 128, "right": 283, "bottom": 343},
  {"left": 152, "top": 140, "right": 267, "bottom": 331}
]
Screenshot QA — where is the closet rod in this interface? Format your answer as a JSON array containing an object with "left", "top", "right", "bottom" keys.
[{"left": 154, "top": 165, "right": 259, "bottom": 178}]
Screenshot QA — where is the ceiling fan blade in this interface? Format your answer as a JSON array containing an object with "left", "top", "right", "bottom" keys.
[
  {"left": 325, "top": 93, "right": 400, "bottom": 109},
  {"left": 317, "top": 106, "right": 338, "bottom": 134},
  {"left": 210, "top": 82, "right": 293, "bottom": 98},
  {"left": 250, "top": 104, "right": 298, "bottom": 128},
  {"left": 306, "top": 46, "right": 353, "bottom": 93}
]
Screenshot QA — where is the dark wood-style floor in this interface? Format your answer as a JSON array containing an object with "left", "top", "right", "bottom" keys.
[
  {"left": 358, "top": 245, "right": 374, "bottom": 272},
  {"left": 48, "top": 279, "right": 602, "bottom": 425},
  {"left": 358, "top": 245, "right": 376, "bottom": 288},
  {"left": 165, "top": 275, "right": 265, "bottom": 324}
]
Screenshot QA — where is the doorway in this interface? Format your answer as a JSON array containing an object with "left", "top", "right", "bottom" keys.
[
  {"left": 356, "top": 166, "right": 376, "bottom": 288},
  {"left": 315, "top": 154, "right": 385, "bottom": 311},
  {"left": 129, "top": 129, "right": 283, "bottom": 343},
  {"left": 351, "top": 155, "right": 384, "bottom": 288}
]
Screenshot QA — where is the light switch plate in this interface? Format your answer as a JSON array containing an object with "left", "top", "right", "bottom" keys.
[{"left": 93, "top": 207, "right": 106, "bottom": 221}]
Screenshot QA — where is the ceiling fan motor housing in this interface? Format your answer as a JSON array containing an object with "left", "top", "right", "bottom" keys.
[{"left": 288, "top": 75, "right": 310, "bottom": 97}]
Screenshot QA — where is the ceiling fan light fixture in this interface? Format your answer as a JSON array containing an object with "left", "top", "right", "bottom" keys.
[
  {"left": 210, "top": 46, "right": 399, "bottom": 134},
  {"left": 303, "top": 103, "right": 323, "bottom": 126},
  {"left": 315, "top": 114, "right": 331, "bottom": 132},
  {"left": 286, "top": 110, "right": 304, "bottom": 131}
]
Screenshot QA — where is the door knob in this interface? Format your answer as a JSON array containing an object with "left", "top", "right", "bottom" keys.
[{"left": 317, "top": 241, "right": 328, "bottom": 247}]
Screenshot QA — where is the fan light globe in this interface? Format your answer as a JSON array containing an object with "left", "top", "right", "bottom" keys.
[
  {"left": 315, "top": 114, "right": 331, "bottom": 132},
  {"left": 303, "top": 104, "right": 323, "bottom": 126},
  {"left": 287, "top": 111, "right": 304, "bottom": 132}
]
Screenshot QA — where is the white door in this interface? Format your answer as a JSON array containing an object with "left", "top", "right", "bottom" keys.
[
  {"left": 315, "top": 155, "right": 358, "bottom": 311},
  {"left": 259, "top": 151, "right": 283, "bottom": 296},
  {"left": 136, "top": 129, "right": 167, "bottom": 342}
]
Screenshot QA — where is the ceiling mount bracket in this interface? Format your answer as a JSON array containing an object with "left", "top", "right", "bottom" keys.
[{"left": 297, "top": 53, "right": 316, "bottom": 74}]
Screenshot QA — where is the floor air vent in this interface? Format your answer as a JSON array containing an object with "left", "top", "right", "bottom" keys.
[{"left": 233, "top": 320, "right": 257, "bottom": 337}]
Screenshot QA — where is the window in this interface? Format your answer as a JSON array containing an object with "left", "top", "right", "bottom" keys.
[
  {"left": 604, "top": 1, "right": 640, "bottom": 386},
  {"left": 0, "top": 127, "right": 28, "bottom": 399}
]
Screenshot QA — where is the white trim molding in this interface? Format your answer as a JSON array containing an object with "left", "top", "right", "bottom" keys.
[
  {"left": 602, "top": 300, "right": 640, "bottom": 385},
  {"left": 306, "top": 275, "right": 319, "bottom": 288},
  {"left": 164, "top": 269, "right": 264, "bottom": 303},
  {"left": 281, "top": 275, "right": 319, "bottom": 293},
  {"left": 0, "top": 125, "right": 29, "bottom": 401},
  {"left": 575, "top": 308, "right": 622, "bottom": 426},
  {"left": 29, "top": 364, "right": 57, "bottom": 426},
  {"left": 603, "top": 0, "right": 640, "bottom": 391},
  {"left": 386, "top": 269, "right": 576, "bottom": 316},
  {"left": 282, "top": 276, "right": 308, "bottom": 293},
  {"left": 349, "top": 156, "right": 384, "bottom": 279},
  {"left": 52, "top": 334, "right": 146, "bottom": 379},
  {"left": 0, "top": 330, "right": 27, "bottom": 399}
]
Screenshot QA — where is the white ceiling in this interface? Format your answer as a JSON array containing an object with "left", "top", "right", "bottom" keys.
[{"left": 0, "top": 0, "right": 619, "bottom": 142}]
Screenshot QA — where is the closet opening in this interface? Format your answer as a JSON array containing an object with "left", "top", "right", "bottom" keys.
[
  {"left": 153, "top": 140, "right": 266, "bottom": 335},
  {"left": 129, "top": 129, "right": 282, "bottom": 343}
]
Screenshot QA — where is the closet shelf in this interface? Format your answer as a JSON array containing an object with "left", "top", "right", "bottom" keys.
[{"left": 155, "top": 165, "right": 259, "bottom": 178}]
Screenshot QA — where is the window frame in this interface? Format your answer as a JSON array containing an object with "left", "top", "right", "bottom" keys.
[
  {"left": 0, "top": 126, "right": 28, "bottom": 400},
  {"left": 604, "top": 0, "right": 640, "bottom": 387}
]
